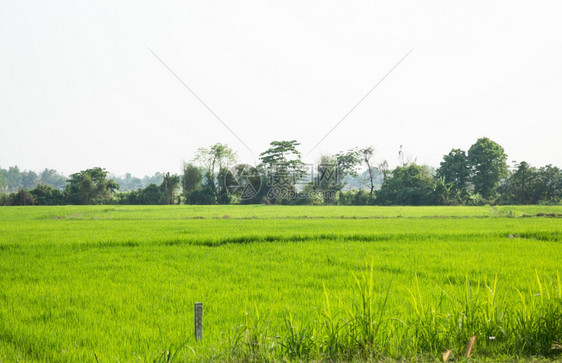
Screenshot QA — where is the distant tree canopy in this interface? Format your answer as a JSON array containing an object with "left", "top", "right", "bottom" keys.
[
  {"left": 195, "top": 143, "right": 237, "bottom": 204},
  {"left": 65, "top": 168, "right": 119, "bottom": 205},
  {"left": 259, "top": 140, "right": 305, "bottom": 204},
  {"left": 0, "top": 167, "right": 66, "bottom": 193},
  {"left": 376, "top": 164, "right": 435, "bottom": 205},
  {"left": 468, "top": 137, "right": 508, "bottom": 199},
  {"left": 30, "top": 184, "right": 65, "bottom": 206},
  {"left": 1, "top": 137, "right": 561, "bottom": 206},
  {"left": 436, "top": 148, "right": 470, "bottom": 203}
]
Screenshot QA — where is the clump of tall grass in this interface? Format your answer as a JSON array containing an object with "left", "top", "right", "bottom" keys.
[{"left": 219, "top": 268, "right": 562, "bottom": 361}]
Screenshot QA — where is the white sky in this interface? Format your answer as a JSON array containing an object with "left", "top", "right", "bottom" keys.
[{"left": 1, "top": 0, "right": 561, "bottom": 177}]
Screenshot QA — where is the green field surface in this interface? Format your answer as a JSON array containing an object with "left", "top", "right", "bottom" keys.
[{"left": 1, "top": 205, "right": 561, "bottom": 361}]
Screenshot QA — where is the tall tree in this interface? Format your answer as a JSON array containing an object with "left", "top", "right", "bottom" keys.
[
  {"left": 182, "top": 163, "right": 202, "bottom": 202},
  {"left": 378, "top": 160, "right": 389, "bottom": 184},
  {"left": 259, "top": 140, "right": 305, "bottom": 204},
  {"left": 503, "top": 161, "right": 538, "bottom": 204},
  {"left": 6, "top": 166, "right": 22, "bottom": 192},
  {"left": 21, "top": 170, "right": 39, "bottom": 190},
  {"left": 195, "top": 143, "right": 237, "bottom": 202},
  {"left": 335, "top": 148, "right": 362, "bottom": 186},
  {"left": 436, "top": 148, "right": 470, "bottom": 201},
  {"left": 467, "top": 137, "right": 508, "bottom": 200},
  {"left": 39, "top": 169, "right": 66, "bottom": 189},
  {"left": 535, "top": 164, "right": 562, "bottom": 204},
  {"left": 314, "top": 149, "right": 362, "bottom": 204},
  {"left": 360, "top": 147, "right": 376, "bottom": 196},
  {"left": 314, "top": 155, "right": 339, "bottom": 204},
  {"left": 0, "top": 168, "right": 6, "bottom": 193},
  {"left": 160, "top": 172, "right": 181, "bottom": 204}
]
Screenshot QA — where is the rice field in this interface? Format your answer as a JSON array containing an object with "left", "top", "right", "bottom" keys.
[{"left": 0, "top": 205, "right": 561, "bottom": 361}]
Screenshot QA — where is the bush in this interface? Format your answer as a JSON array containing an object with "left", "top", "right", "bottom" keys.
[
  {"left": 186, "top": 187, "right": 217, "bottom": 205},
  {"left": 6, "top": 190, "right": 36, "bottom": 206},
  {"left": 30, "top": 184, "right": 65, "bottom": 205}
]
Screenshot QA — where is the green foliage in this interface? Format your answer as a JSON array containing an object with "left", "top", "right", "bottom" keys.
[
  {"left": 226, "top": 164, "right": 265, "bottom": 205},
  {"left": 65, "top": 167, "right": 119, "bottom": 205},
  {"left": 185, "top": 187, "right": 216, "bottom": 205},
  {"left": 30, "top": 184, "right": 65, "bottom": 205},
  {"left": 4, "top": 189, "right": 35, "bottom": 206},
  {"left": 259, "top": 140, "right": 305, "bottom": 204},
  {"left": 314, "top": 155, "right": 340, "bottom": 205},
  {"left": 6, "top": 166, "right": 23, "bottom": 192},
  {"left": 160, "top": 172, "right": 181, "bottom": 205},
  {"left": 216, "top": 168, "right": 232, "bottom": 205},
  {"left": 500, "top": 162, "right": 562, "bottom": 205},
  {"left": 21, "top": 170, "right": 39, "bottom": 190},
  {"left": 360, "top": 146, "right": 377, "bottom": 196},
  {"left": 141, "top": 183, "right": 164, "bottom": 205},
  {"left": 535, "top": 165, "right": 562, "bottom": 204},
  {"left": 376, "top": 164, "right": 435, "bottom": 205},
  {"left": 0, "top": 169, "right": 5, "bottom": 192},
  {"left": 112, "top": 173, "right": 144, "bottom": 191},
  {"left": 468, "top": 137, "right": 508, "bottom": 200},
  {"left": 436, "top": 148, "right": 470, "bottom": 202},
  {"left": 338, "top": 189, "right": 374, "bottom": 205},
  {"left": 182, "top": 163, "right": 202, "bottom": 202},
  {"left": 194, "top": 143, "right": 237, "bottom": 203},
  {"left": 1, "top": 137, "right": 561, "bottom": 207},
  {"left": 334, "top": 148, "right": 362, "bottom": 178},
  {"left": 39, "top": 168, "right": 67, "bottom": 189}
]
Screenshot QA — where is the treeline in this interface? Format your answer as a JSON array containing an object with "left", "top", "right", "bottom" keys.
[
  {"left": 0, "top": 168, "right": 174, "bottom": 206},
  {"left": 0, "top": 167, "right": 66, "bottom": 192},
  {"left": 1, "top": 137, "right": 561, "bottom": 206},
  {"left": 0, "top": 167, "right": 164, "bottom": 193}
]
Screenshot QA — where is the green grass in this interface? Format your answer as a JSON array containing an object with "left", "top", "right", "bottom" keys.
[{"left": 0, "top": 205, "right": 561, "bottom": 361}]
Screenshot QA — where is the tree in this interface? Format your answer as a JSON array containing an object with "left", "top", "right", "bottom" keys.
[
  {"left": 113, "top": 173, "right": 143, "bottom": 191},
  {"left": 224, "top": 164, "right": 264, "bottom": 204},
  {"left": 0, "top": 168, "right": 6, "bottom": 193},
  {"left": 7, "top": 190, "right": 36, "bottom": 206},
  {"left": 378, "top": 160, "right": 389, "bottom": 184},
  {"left": 140, "top": 183, "right": 163, "bottom": 205},
  {"left": 195, "top": 143, "right": 237, "bottom": 203},
  {"left": 436, "top": 148, "right": 470, "bottom": 202},
  {"left": 160, "top": 172, "right": 181, "bottom": 205},
  {"left": 39, "top": 169, "right": 66, "bottom": 189},
  {"left": 21, "top": 170, "right": 39, "bottom": 190},
  {"left": 259, "top": 140, "right": 305, "bottom": 204},
  {"left": 499, "top": 161, "right": 538, "bottom": 204},
  {"left": 431, "top": 177, "right": 453, "bottom": 205},
  {"left": 6, "top": 166, "right": 22, "bottom": 192},
  {"left": 217, "top": 167, "right": 233, "bottom": 204},
  {"left": 467, "top": 137, "right": 508, "bottom": 200},
  {"left": 334, "top": 148, "right": 363, "bottom": 190},
  {"left": 314, "top": 155, "right": 340, "bottom": 205},
  {"left": 360, "top": 147, "right": 376, "bottom": 196},
  {"left": 186, "top": 188, "right": 217, "bottom": 205},
  {"left": 182, "top": 163, "right": 203, "bottom": 203},
  {"left": 182, "top": 163, "right": 202, "bottom": 201},
  {"left": 376, "top": 164, "right": 435, "bottom": 205},
  {"left": 535, "top": 165, "right": 562, "bottom": 204},
  {"left": 30, "top": 184, "right": 65, "bottom": 205},
  {"left": 142, "top": 172, "right": 164, "bottom": 188},
  {"left": 65, "top": 167, "right": 119, "bottom": 204}
]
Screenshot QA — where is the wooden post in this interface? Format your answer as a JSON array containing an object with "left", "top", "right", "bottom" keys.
[{"left": 194, "top": 302, "right": 203, "bottom": 341}]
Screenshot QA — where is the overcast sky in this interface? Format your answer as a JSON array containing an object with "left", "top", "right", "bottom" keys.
[{"left": 1, "top": 0, "right": 561, "bottom": 176}]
